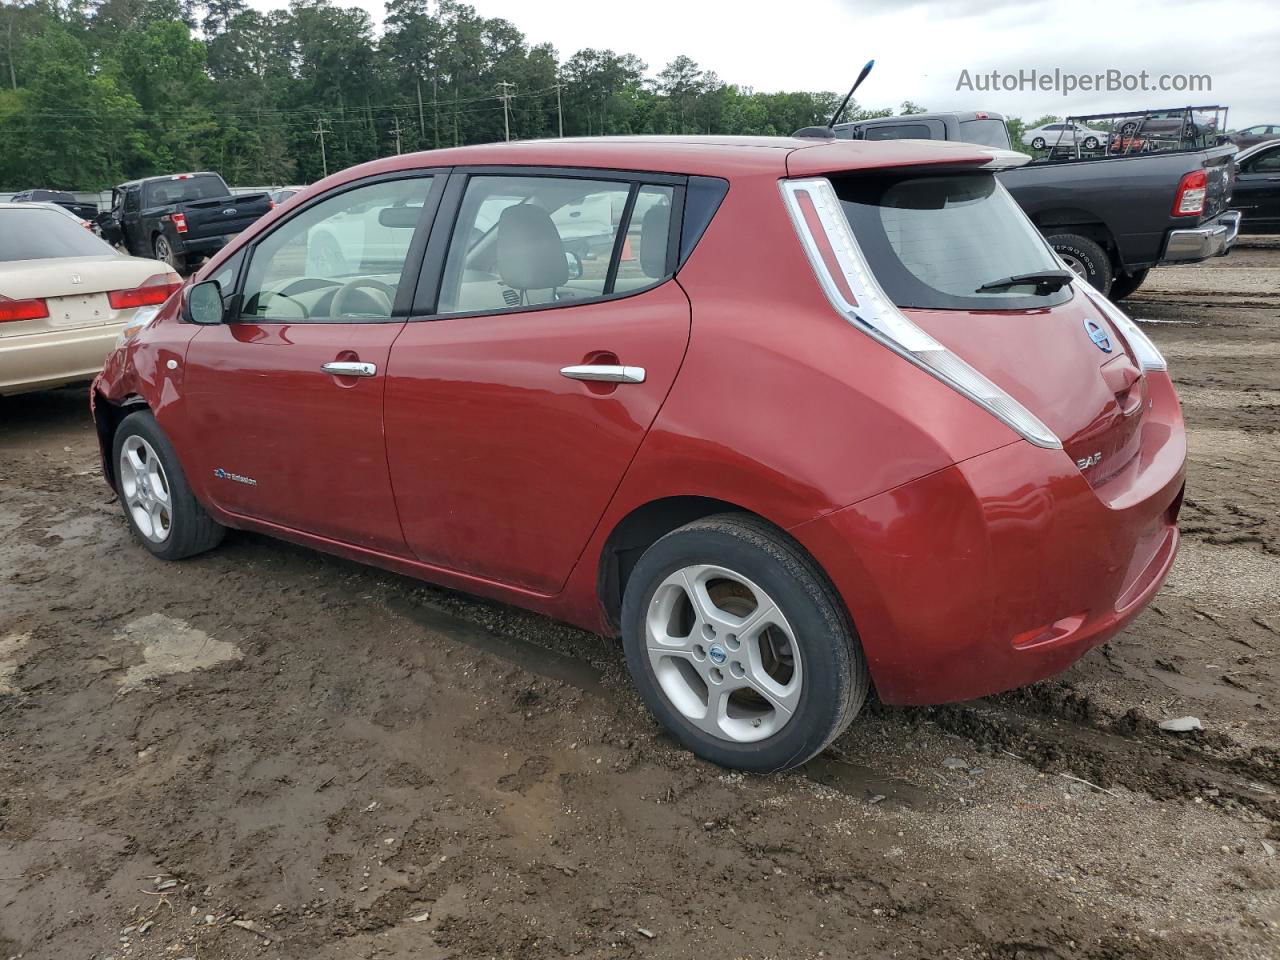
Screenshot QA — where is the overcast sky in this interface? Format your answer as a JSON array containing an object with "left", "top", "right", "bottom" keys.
[{"left": 250, "top": 0, "right": 1278, "bottom": 127}]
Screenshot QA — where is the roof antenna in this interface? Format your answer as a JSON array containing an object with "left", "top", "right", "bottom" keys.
[{"left": 794, "top": 59, "right": 876, "bottom": 140}]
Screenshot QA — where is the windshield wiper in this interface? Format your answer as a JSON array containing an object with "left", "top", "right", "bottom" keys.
[{"left": 976, "top": 270, "right": 1074, "bottom": 293}]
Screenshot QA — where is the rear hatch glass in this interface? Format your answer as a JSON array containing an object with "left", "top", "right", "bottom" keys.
[{"left": 833, "top": 172, "right": 1146, "bottom": 486}]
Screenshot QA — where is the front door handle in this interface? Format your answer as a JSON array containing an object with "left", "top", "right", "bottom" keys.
[
  {"left": 560, "top": 364, "right": 646, "bottom": 384},
  {"left": 322, "top": 361, "right": 377, "bottom": 377}
]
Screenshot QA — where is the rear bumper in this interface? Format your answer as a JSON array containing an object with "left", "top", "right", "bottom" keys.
[
  {"left": 1161, "top": 210, "right": 1241, "bottom": 262},
  {"left": 791, "top": 374, "right": 1187, "bottom": 705},
  {"left": 0, "top": 324, "right": 122, "bottom": 396},
  {"left": 174, "top": 234, "right": 232, "bottom": 257}
]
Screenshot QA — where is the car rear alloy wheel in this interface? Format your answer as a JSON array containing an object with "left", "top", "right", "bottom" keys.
[
  {"left": 622, "top": 514, "right": 869, "bottom": 773},
  {"left": 646, "top": 564, "right": 802, "bottom": 744},
  {"left": 153, "top": 235, "right": 185, "bottom": 274},
  {"left": 119, "top": 435, "right": 172, "bottom": 543},
  {"left": 112, "top": 410, "right": 225, "bottom": 560}
]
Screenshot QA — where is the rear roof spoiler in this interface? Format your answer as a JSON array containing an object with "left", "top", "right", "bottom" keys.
[{"left": 785, "top": 140, "right": 1032, "bottom": 177}]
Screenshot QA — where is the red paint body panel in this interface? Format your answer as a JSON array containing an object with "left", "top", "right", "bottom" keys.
[
  {"left": 384, "top": 282, "right": 691, "bottom": 593},
  {"left": 789, "top": 373, "right": 1185, "bottom": 704},
  {"left": 91, "top": 136, "right": 1188, "bottom": 709},
  {"left": 182, "top": 321, "right": 408, "bottom": 552}
]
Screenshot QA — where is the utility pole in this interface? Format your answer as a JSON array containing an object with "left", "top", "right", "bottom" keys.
[
  {"left": 313, "top": 117, "right": 329, "bottom": 178},
  {"left": 416, "top": 76, "right": 425, "bottom": 139},
  {"left": 392, "top": 116, "right": 403, "bottom": 155},
  {"left": 554, "top": 82, "right": 565, "bottom": 137},
  {"left": 496, "top": 81, "right": 516, "bottom": 142}
]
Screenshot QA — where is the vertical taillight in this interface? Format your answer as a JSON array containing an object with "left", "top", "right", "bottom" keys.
[
  {"left": 0, "top": 295, "right": 50, "bottom": 323},
  {"left": 170, "top": 212, "right": 189, "bottom": 233},
  {"left": 779, "top": 177, "right": 1062, "bottom": 450},
  {"left": 1077, "top": 283, "right": 1167, "bottom": 372},
  {"left": 1172, "top": 169, "right": 1207, "bottom": 217}
]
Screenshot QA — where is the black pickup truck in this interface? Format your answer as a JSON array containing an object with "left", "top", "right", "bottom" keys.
[
  {"left": 825, "top": 111, "right": 1241, "bottom": 299},
  {"left": 97, "top": 172, "right": 271, "bottom": 274}
]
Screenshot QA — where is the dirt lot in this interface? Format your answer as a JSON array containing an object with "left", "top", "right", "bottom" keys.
[{"left": 2, "top": 247, "right": 1278, "bottom": 960}]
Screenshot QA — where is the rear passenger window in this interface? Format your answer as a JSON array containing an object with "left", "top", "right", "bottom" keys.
[{"left": 435, "top": 175, "right": 673, "bottom": 316}]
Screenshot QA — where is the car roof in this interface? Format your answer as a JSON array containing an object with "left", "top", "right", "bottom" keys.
[{"left": 312, "top": 135, "right": 1002, "bottom": 191}]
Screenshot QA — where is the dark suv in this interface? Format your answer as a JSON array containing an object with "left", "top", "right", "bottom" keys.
[{"left": 10, "top": 188, "right": 98, "bottom": 221}]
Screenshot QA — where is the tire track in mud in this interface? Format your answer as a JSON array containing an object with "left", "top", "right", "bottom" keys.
[{"left": 905, "top": 690, "right": 1280, "bottom": 824}]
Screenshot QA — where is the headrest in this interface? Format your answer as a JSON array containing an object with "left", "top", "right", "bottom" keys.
[
  {"left": 497, "top": 204, "right": 568, "bottom": 290},
  {"left": 639, "top": 204, "right": 671, "bottom": 278}
]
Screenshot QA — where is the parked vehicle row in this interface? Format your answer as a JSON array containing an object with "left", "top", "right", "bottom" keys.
[{"left": 92, "top": 135, "right": 1185, "bottom": 773}]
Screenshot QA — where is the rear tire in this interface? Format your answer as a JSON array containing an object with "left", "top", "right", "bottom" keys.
[
  {"left": 153, "top": 234, "right": 187, "bottom": 274},
  {"left": 620, "top": 513, "right": 869, "bottom": 773},
  {"left": 1031, "top": 137, "right": 1046, "bottom": 150},
  {"left": 113, "top": 411, "right": 224, "bottom": 560},
  {"left": 1107, "top": 268, "right": 1150, "bottom": 301},
  {"left": 1046, "top": 233, "right": 1113, "bottom": 295}
]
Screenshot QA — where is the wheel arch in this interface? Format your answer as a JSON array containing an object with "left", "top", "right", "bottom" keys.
[
  {"left": 595, "top": 496, "right": 852, "bottom": 639},
  {"left": 1031, "top": 210, "right": 1120, "bottom": 267},
  {"left": 93, "top": 391, "right": 151, "bottom": 493}
]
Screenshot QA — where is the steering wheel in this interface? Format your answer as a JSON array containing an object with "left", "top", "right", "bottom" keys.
[
  {"left": 331, "top": 278, "right": 396, "bottom": 318},
  {"left": 256, "top": 290, "right": 307, "bottom": 320}
]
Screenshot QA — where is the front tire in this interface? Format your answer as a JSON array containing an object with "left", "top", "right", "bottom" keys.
[
  {"left": 621, "top": 514, "right": 869, "bottom": 773},
  {"left": 1083, "top": 136, "right": 1100, "bottom": 149},
  {"left": 113, "top": 411, "right": 224, "bottom": 560},
  {"left": 1046, "top": 232, "right": 1113, "bottom": 295}
]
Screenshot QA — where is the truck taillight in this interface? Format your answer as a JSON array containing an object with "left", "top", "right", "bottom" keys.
[
  {"left": 780, "top": 177, "right": 1061, "bottom": 450},
  {"left": 0, "top": 295, "right": 49, "bottom": 323},
  {"left": 1172, "top": 169, "right": 1207, "bottom": 217},
  {"left": 170, "top": 212, "right": 188, "bottom": 233},
  {"left": 108, "top": 273, "right": 183, "bottom": 310}
]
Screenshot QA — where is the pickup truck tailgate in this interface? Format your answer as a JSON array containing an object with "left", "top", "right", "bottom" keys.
[{"left": 180, "top": 193, "right": 271, "bottom": 240}]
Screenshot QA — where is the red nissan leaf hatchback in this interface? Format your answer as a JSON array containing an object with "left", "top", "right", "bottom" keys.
[{"left": 92, "top": 136, "right": 1185, "bottom": 772}]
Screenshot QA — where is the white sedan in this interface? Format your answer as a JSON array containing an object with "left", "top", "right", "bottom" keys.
[
  {"left": 1, "top": 202, "right": 180, "bottom": 396},
  {"left": 1021, "top": 122, "right": 1109, "bottom": 151}
]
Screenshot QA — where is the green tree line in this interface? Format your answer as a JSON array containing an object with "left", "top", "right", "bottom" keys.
[{"left": 0, "top": 0, "right": 936, "bottom": 191}]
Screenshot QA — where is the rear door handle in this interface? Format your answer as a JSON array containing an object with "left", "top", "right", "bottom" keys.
[
  {"left": 560, "top": 364, "right": 646, "bottom": 384},
  {"left": 322, "top": 361, "right": 377, "bottom": 377}
]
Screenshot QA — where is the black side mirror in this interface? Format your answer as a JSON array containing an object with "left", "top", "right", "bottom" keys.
[{"left": 188, "top": 280, "right": 225, "bottom": 325}]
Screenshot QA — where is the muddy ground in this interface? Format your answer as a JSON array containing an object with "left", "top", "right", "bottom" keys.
[{"left": 1, "top": 247, "right": 1278, "bottom": 960}]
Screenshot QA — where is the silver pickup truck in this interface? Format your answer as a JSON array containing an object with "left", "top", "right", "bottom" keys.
[{"left": 827, "top": 110, "right": 1240, "bottom": 300}]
